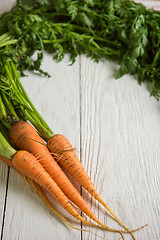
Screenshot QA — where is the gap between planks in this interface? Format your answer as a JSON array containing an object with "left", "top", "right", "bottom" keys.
[
  {"left": 1, "top": 167, "right": 10, "bottom": 240},
  {"left": 79, "top": 55, "right": 83, "bottom": 240}
]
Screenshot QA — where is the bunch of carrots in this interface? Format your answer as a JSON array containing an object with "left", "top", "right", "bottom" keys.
[
  {"left": 0, "top": 0, "right": 155, "bottom": 238},
  {"left": 0, "top": 56, "right": 147, "bottom": 239}
]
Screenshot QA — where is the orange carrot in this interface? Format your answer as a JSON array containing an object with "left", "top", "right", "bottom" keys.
[
  {"left": 12, "top": 150, "right": 130, "bottom": 236},
  {"left": 9, "top": 120, "right": 124, "bottom": 232},
  {"left": 11, "top": 150, "right": 95, "bottom": 225},
  {"left": 0, "top": 153, "right": 87, "bottom": 224},
  {"left": 0, "top": 155, "right": 107, "bottom": 239},
  {"left": 0, "top": 155, "right": 87, "bottom": 228},
  {"left": 24, "top": 179, "right": 107, "bottom": 240},
  {"left": 0, "top": 155, "right": 130, "bottom": 240},
  {"left": 0, "top": 154, "right": 146, "bottom": 238},
  {"left": 47, "top": 134, "right": 137, "bottom": 238},
  {"left": 9, "top": 121, "right": 146, "bottom": 238}
]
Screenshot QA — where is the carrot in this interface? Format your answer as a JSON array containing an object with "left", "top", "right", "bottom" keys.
[
  {"left": 0, "top": 155, "right": 106, "bottom": 239},
  {"left": 0, "top": 156, "right": 145, "bottom": 240},
  {"left": 25, "top": 178, "right": 107, "bottom": 240},
  {"left": 0, "top": 153, "right": 84, "bottom": 223},
  {"left": 9, "top": 120, "right": 127, "bottom": 235},
  {"left": 0, "top": 150, "right": 101, "bottom": 229},
  {"left": 11, "top": 150, "right": 96, "bottom": 225},
  {"left": 0, "top": 154, "right": 82, "bottom": 225},
  {"left": 47, "top": 134, "right": 138, "bottom": 238},
  {"left": 13, "top": 150, "right": 131, "bottom": 238}
]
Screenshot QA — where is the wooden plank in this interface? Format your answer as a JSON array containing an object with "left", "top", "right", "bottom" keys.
[
  {"left": 0, "top": 0, "right": 15, "bottom": 16},
  {"left": 135, "top": 0, "right": 160, "bottom": 10},
  {"left": 80, "top": 55, "right": 160, "bottom": 240},
  {"left": 0, "top": 163, "right": 9, "bottom": 238},
  {"left": 2, "top": 53, "right": 81, "bottom": 240}
]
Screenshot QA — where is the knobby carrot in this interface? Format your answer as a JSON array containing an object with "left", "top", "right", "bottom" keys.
[{"left": 9, "top": 120, "right": 128, "bottom": 236}]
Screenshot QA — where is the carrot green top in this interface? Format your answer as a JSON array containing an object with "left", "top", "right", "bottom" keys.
[
  {"left": 0, "top": 58, "right": 53, "bottom": 140},
  {"left": 0, "top": 0, "right": 160, "bottom": 98}
]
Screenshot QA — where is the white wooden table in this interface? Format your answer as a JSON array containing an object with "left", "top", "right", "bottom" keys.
[{"left": 0, "top": 1, "right": 160, "bottom": 240}]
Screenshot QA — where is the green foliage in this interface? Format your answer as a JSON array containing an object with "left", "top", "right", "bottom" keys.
[{"left": 0, "top": 0, "right": 160, "bottom": 98}]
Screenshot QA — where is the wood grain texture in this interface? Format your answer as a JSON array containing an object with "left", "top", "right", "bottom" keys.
[{"left": 80, "top": 56, "right": 160, "bottom": 240}]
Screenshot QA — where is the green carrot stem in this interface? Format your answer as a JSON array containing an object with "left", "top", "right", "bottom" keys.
[
  {"left": 11, "top": 62, "right": 52, "bottom": 133},
  {"left": 0, "top": 93, "right": 10, "bottom": 128},
  {"left": 22, "top": 108, "right": 53, "bottom": 140},
  {"left": 8, "top": 61, "right": 53, "bottom": 136},
  {"left": 0, "top": 33, "right": 10, "bottom": 42},
  {"left": 43, "top": 38, "right": 67, "bottom": 44},
  {"left": 1, "top": 91, "right": 18, "bottom": 120},
  {"left": 0, "top": 33, "right": 17, "bottom": 48},
  {"left": 0, "top": 39, "right": 17, "bottom": 48},
  {"left": 0, "top": 121, "right": 11, "bottom": 145},
  {"left": 0, "top": 130, "right": 16, "bottom": 159},
  {"left": 0, "top": 60, "right": 53, "bottom": 139},
  {"left": 44, "top": 24, "right": 120, "bottom": 47}
]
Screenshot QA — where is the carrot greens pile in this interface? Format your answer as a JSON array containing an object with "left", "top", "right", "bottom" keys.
[
  {"left": 0, "top": 0, "right": 158, "bottom": 238},
  {"left": 0, "top": 0, "right": 160, "bottom": 97}
]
